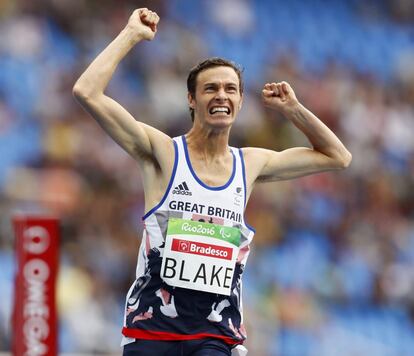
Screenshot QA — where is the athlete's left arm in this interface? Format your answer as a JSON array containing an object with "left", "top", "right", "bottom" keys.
[{"left": 243, "top": 81, "right": 352, "bottom": 185}]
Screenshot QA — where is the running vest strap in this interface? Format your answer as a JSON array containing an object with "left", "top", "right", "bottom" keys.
[{"left": 121, "top": 136, "right": 255, "bottom": 346}]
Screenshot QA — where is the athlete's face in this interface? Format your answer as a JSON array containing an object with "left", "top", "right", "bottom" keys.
[{"left": 188, "top": 66, "right": 243, "bottom": 129}]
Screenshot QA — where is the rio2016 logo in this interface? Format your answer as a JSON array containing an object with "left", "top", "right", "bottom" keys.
[{"left": 181, "top": 222, "right": 215, "bottom": 236}]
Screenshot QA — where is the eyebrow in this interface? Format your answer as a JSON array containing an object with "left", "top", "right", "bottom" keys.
[{"left": 203, "top": 82, "right": 238, "bottom": 88}]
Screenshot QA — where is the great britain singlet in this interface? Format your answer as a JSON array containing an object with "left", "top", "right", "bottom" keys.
[{"left": 121, "top": 135, "right": 255, "bottom": 346}]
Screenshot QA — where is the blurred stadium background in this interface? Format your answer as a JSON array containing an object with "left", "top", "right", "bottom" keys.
[{"left": 1, "top": 0, "right": 414, "bottom": 355}]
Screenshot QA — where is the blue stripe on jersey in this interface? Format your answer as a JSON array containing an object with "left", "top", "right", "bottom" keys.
[
  {"left": 182, "top": 135, "right": 236, "bottom": 191},
  {"left": 238, "top": 148, "right": 256, "bottom": 233}
]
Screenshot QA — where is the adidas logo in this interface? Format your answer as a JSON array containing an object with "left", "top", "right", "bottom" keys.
[{"left": 172, "top": 181, "right": 192, "bottom": 196}]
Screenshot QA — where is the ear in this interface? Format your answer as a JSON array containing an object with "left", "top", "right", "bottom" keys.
[{"left": 188, "top": 92, "right": 195, "bottom": 109}]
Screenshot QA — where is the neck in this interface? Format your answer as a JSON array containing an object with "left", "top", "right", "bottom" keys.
[{"left": 186, "top": 124, "right": 231, "bottom": 159}]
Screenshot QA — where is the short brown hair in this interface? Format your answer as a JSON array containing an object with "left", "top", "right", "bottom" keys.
[{"left": 187, "top": 57, "right": 244, "bottom": 122}]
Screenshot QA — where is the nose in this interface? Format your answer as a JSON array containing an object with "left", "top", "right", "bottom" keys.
[{"left": 215, "top": 88, "right": 228, "bottom": 101}]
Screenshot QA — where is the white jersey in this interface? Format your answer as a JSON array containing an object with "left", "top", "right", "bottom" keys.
[{"left": 122, "top": 135, "right": 255, "bottom": 346}]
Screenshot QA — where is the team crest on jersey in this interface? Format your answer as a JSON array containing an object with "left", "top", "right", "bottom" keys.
[{"left": 233, "top": 187, "right": 243, "bottom": 206}]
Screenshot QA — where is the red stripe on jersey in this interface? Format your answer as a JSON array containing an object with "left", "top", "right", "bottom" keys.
[{"left": 122, "top": 327, "right": 242, "bottom": 345}]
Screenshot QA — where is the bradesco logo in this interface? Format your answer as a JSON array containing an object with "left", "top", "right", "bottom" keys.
[{"left": 172, "top": 238, "right": 232, "bottom": 260}]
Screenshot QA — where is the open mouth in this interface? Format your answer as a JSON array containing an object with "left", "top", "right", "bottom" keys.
[{"left": 209, "top": 106, "right": 231, "bottom": 115}]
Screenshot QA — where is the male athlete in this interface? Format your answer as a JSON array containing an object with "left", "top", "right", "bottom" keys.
[{"left": 73, "top": 8, "right": 351, "bottom": 356}]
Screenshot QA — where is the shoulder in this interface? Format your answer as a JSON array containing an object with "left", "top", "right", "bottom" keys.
[
  {"left": 239, "top": 147, "right": 279, "bottom": 185},
  {"left": 138, "top": 128, "right": 176, "bottom": 180},
  {"left": 240, "top": 147, "right": 277, "bottom": 166},
  {"left": 145, "top": 127, "right": 176, "bottom": 160}
]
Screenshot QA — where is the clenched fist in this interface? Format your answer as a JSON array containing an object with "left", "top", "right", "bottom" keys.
[
  {"left": 126, "top": 8, "right": 160, "bottom": 41},
  {"left": 262, "top": 81, "right": 299, "bottom": 114}
]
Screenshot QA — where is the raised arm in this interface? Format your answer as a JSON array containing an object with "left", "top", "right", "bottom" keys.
[
  {"left": 72, "top": 8, "right": 173, "bottom": 164},
  {"left": 243, "top": 81, "right": 352, "bottom": 190}
]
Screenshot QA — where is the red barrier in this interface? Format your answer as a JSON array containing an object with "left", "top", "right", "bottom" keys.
[{"left": 12, "top": 216, "right": 59, "bottom": 356}]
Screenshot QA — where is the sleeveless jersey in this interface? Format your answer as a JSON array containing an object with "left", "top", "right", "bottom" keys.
[{"left": 121, "top": 135, "right": 255, "bottom": 346}]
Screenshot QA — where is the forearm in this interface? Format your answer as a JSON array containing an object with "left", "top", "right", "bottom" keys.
[
  {"left": 285, "top": 103, "right": 352, "bottom": 165},
  {"left": 73, "top": 27, "right": 142, "bottom": 99}
]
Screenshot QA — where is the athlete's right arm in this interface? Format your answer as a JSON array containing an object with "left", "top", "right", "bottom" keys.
[{"left": 72, "top": 8, "right": 172, "bottom": 164}]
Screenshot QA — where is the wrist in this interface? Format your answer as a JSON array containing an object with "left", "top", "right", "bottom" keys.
[
  {"left": 280, "top": 102, "right": 303, "bottom": 118},
  {"left": 122, "top": 26, "right": 145, "bottom": 45}
]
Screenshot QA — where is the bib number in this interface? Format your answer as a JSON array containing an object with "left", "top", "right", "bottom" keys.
[{"left": 161, "top": 218, "right": 240, "bottom": 296}]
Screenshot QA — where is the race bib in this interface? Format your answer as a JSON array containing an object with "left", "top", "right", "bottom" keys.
[{"left": 161, "top": 218, "right": 240, "bottom": 296}]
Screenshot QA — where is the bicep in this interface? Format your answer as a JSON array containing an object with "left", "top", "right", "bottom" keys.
[
  {"left": 254, "top": 147, "right": 345, "bottom": 182},
  {"left": 75, "top": 94, "right": 169, "bottom": 161}
]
